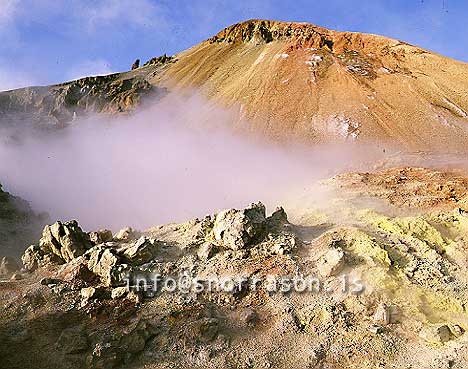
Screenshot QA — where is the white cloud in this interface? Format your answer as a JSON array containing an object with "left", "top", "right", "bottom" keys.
[
  {"left": 66, "top": 59, "right": 115, "bottom": 81},
  {"left": 82, "top": 0, "right": 169, "bottom": 31},
  {"left": 0, "top": 0, "right": 170, "bottom": 35},
  {"left": 0, "top": 0, "right": 19, "bottom": 28},
  {"left": 0, "top": 0, "right": 19, "bottom": 22}
]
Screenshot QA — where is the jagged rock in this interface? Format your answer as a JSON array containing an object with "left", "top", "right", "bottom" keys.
[
  {"left": 131, "top": 59, "right": 140, "bottom": 70},
  {"left": 213, "top": 202, "right": 267, "bottom": 250},
  {"left": 21, "top": 245, "right": 40, "bottom": 271},
  {"left": 89, "top": 229, "right": 113, "bottom": 245},
  {"left": 87, "top": 246, "right": 130, "bottom": 286},
  {"left": 373, "top": 303, "right": 391, "bottom": 326},
  {"left": 22, "top": 244, "right": 61, "bottom": 271},
  {"left": 0, "top": 256, "right": 19, "bottom": 277},
  {"left": 81, "top": 287, "right": 97, "bottom": 300},
  {"left": 80, "top": 286, "right": 107, "bottom": 306},
  {"left": 420, "top": 324, "right": 453, "bottom": 344},
  {"left": 267, "top": 206, "right": 288, "bottom": 227},
  {"left": 142, "top": 53, "right": 175, "bottom": 67},
  {"left": 111, "top": 286, "right": 129, "bottom": 299},
  {"left": 114, "top": 227, "right": 135, "bottom": 241},
  {"left": 186, "top": 216, "right": 215, "bottom": 246},
  {"left": 55, "top": 256, "right": 95, "bottom": 283},
  {"left": 55, "top": 326, "right": 89, "bottom": 354},
  {"left": 318, "top": 248, "right": 345, "bottom": 277},
  {"left": 119, "top": 236, "right": 155, "bottom": 264},
  {"left": 197, "top": 242, "right": 218, "bottom": 260},
  {"left": 39, "top": 221, "right": 92, "bottom": 263}
]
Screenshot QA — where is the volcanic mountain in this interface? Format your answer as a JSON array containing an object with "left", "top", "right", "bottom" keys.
[
  {"left": 2, "top": 19, "right": 468, "bottom": 152},
  {"left": 4, "top": 20, "right": 468, "bottom": 369}
]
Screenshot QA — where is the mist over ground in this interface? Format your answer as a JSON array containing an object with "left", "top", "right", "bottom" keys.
[{"left": 0, "top": 92, "right": 386, "bottom": 232}]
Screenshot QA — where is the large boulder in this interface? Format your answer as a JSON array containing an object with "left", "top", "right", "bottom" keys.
[
  {"left": 87, "top": 246, "right": 130, "bottom": 287},
  {"left": 22, "top": 244, "right": 62, "bottom": 271},
  {"left": 55, "top": 256, "right": 95, "bottom": 283},
  {"left": 213, "top": 202, "right": 267, "bottom": 250},
  {"left": 117, "top": 236, "right": 156, "bottom": 264},
  {"left": 131, "top": 59, "right": 140, "bottom": 70},
  {"left": 39, "top": 221, "right": 93, "bottom": 263}
]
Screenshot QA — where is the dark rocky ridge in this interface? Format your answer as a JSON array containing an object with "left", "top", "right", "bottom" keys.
[{"left": 0, "top": 55, "right": 173, "bottom": 132}]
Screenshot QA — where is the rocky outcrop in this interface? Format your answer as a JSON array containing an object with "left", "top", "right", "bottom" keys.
[
  {"left": 210, "top": 19, "right": 330, "bottom": 45},
  {"left": 0, "top": 73, "right": 167, "bottom": 130},
  {"left": 117, "top": 236, "right": 157, "bottom": 265},
  {"left": 142, "top": 53, "right": 175, "bottom": 67},
  {"left": 39, "top": 221, "right": 93, "bottom": 263},
  {"left": 213, "top": 202, "right": 267, "bottom": 250},
  {"left": 22, "top": 244, "right": 59, "bottom": 271},
  {"left": 86, "top": 246, "right": 130, "bottom": 287},
  {"left": 22, "top": 220, "right": 92, "bottom": 270},
  {"left": 19, "top": 203, "right": 295, "bottom": 286},
  {"left": 131, "top": 59, "right": 140, "bottom": 70},
  {"left": 114, "top": 227, "right": 136, "bottom": 241},
  {"left": 5, "top": 191, "right": 468, "bottom": 369}
]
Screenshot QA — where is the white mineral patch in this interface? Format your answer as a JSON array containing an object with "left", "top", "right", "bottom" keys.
[
  {"left": 326, "top": 115, "right": 360, "bottom": 140},
  {"left": 305, "top": 55, "right": 322, "bottom": 67},
  {"left": 253, "top": 53, "right": 266, "bottom": 66},
  {"left": 378, "top": 67, "right": 391, "bottom": 74},
  {"left": 443, "top": 97, "right": 468, "bottom": 118}
]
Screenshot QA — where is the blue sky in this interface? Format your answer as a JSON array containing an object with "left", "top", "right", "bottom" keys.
[{"left": 0, "top": 0, "right": 465, "bottom": 91}]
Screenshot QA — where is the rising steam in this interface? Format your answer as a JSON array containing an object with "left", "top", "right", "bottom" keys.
[{"left": 0, "top": 92, "right": 387, "bottom": 232}]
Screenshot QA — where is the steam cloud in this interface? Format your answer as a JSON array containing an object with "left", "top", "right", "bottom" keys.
[{"left": 0, "top": 92, "right": 386, "bottom": 232}]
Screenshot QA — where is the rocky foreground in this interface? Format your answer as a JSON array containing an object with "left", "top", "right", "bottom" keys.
[{"left": 1, "top": 167, "right": 468, "bottom": 369}]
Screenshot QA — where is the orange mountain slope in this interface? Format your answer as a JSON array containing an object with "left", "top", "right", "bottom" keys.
[
  {"left": 2, "top": 20, "right": 468, "bottom": 153},
  {"left": 157, "top": 20, "right": 468, "bottom": 152}
]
